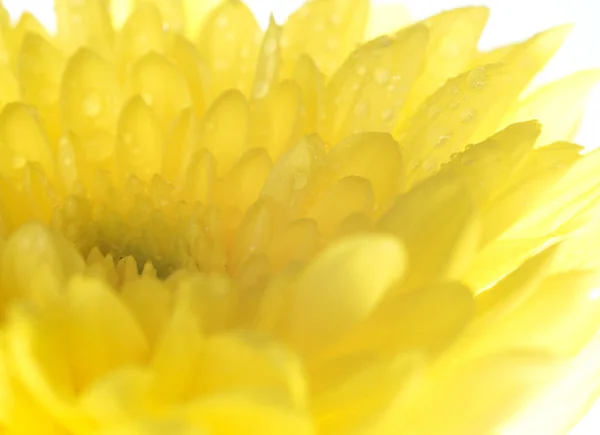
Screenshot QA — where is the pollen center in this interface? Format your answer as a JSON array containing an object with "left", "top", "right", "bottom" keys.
[{"left": 51, "top": 175, "right": 218, "bottom": 278}]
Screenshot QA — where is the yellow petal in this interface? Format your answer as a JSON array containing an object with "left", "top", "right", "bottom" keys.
[
  {"left": 365, "top": 3, "right": 410, "bottom": 40},
  {"left": 292, "top": 55, "right": 324, "bottom": 134},
  {"left": 231, "top": 197, "right": 278, "bottom": 272},
  {"left": 266, "top": 218, "right": 320, "bottom": 271},
  {"left": 0, "top": 102, "right": 56, "bottom": 181},
  {"left": 313, "top": 353, "right": 421, "bottom": 434},
  {"left": 0, "top": 223, "right": 83, "bottom": 308},
  {"left": 282, "top": 0, "right": 370, "bottom": 76},
  {"left": 181, "top": 149, "right": 216, "bottom": 204},
  {"left": 116, "top": 2, "right": 165, "bottom": 79},
  {"left": 439, "top": 121, "right": 540, "bottom": 204},
  {"left": 167, "top": 34, "right": 209, "bottom": 117},
  {"left": 482, "top": 141, "right": 582, "bottom": 243},
  {"left": 116, "top": 96, "right": 163, "bottom": 182},
  {"left": 201, "top": 89, "right": 249, "bottom": 176},
  {"left": 393, "top": 351, "right": 564, "bottom": 434},
  {"left": 502, "top": 69, "right": 600, "bottom": 146},
  {"left": 80, "top": 367, "right": 153, "bottom": 425},
  {"left": 134, "top": 0, "right": 184, "bottom": 32},
  {"left": 5, "top": 302, "right": 92, "bottom": 433},
  {"left": 55, "top": 0, "right": 113, "bottom": 56},
  {"left": 307, "top": 176, "right": 374, "bottom": 237},
  {"left": 323, "top": 24, "right": 429, "bottom": 144},
  {"left": 162, "top": 108, "right": 198, "bottom": 185},
  {"left": 65, "top": 276, "right": 148, "bottom": 389},
  {"left": 197, "top": 0, "right": 262, "bottom": 97},
  {"left": 218, "top": 148, "right": 272, "bottom": 213},
  {"left": 397, "top": 25, "right": 571, "bottom": 185},
  {"left": 379, "top": 174, "right": 479, "bottom": 290},
  {"left": 0, "top": 65, "right": 19, "bottom": 110},
  {"left": 251, "top": 80, "right": 304, "bottom": 160},
  {"left": 120, "top": 277, "right": 172, "bottom": 344},
  {"left": 18, "top": 32, "right": 63, "bottom": 107},
  {"left": 150, "top": 285, "right": 202, "bottom": 404},
  {"left": 399, "top": 7, "right": 489, "bottom": 122},
  {"left": 475, "top": 244, "right": 558, "bottom": 317},
  {"left": 17, "top": 33, "right": 63, "bottom": 145},
  {"left": 289, "top": 234, "right": 405, "bottom": 354},
  {"left": 183, "top": 0, "right": 221, "bottom": 39},
  {"left": 335, "top": 282, "right": 474, "bottom": 357},
  {"left": 327, "top": 132, "right": 403, "bottom": 209},
  {"left": 130, "top": 52, "right": 191, "bottom": 127},
  {"left": 252, "top": 16, "right": 282, "bottom": 100},
  {"left": 261, "top": 135, "right": 326, "bottom": 206},
  {"left": 61, "top": 48, "right": 119, "bottom": 141},
  {"left": 194, "top": 332, "right": 307, "bottom": 408},
  {"left": 181, "top": 393, "right": 314, "bottom": 435},
  {"left": 469, "top": 270, "right": 600, "bottom": 358}
]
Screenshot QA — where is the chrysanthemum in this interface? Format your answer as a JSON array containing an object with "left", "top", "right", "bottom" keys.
[{"left": 1, "top": 0, "right": 600, "bottom": 433}]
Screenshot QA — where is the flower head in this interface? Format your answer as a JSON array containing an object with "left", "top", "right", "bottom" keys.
[{"left": 0, "top": 0, "right": 600, "bottom": 434}]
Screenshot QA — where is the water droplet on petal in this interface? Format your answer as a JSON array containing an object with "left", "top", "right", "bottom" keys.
[
  {"left": 437, "top": 135, "right": 451, "bottom": 146},
  {"left": 375, "top": 68, "right": 390, "bottom": 85},
  {"left": 356, "top": 65, "right": 367, "bottom": 76},
  {"left": 461, "top": 110, "right": 475, "bottom": 123},
  {"left": 381, "top": 109, "right": 394, "bottom": 122},
  {"left": 449, "top": 99, "right": 460, "bottom": 110},
  {"left": 293, "top": 170, "right": 309, "bottom": 190},
  {"left": 468, "top": 67, "right": 487, "bottom": 89}
]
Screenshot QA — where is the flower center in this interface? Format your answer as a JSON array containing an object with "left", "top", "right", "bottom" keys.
[{"left": 51, "top": 175, "right": 219, "bottom": 278}]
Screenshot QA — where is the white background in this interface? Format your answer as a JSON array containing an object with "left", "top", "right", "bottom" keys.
[{"left": 3, "top": 1, "right": 600, "bottom": 433}]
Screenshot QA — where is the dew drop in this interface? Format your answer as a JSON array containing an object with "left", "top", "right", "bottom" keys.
[
  {"left": 83, "top": 92, "right": 102, "bottom": 117},
  {"left": 292, "top": 170, "right": 309, "bottom": 190},
  {"left": 428, "top": 107, "right": 442, "bottom": 120},
  {"left": 467, "top": 67, "right": 487, "bottom": 89},
  {"left": 449, "top": 99, "right": 460, "bottom": 110},
  {"left": 437, "top": 135, "right": 451, "bottom": 146},
  {"left": 356, "top": 65, "right": 367, "bottom": 77},
  {"left": 381, "top": 109, "right": 394, "bottom": 122},
  {"left": 461, "top": 110, "right": 475, "bottom": 123},
  {"left": 314, "top": 21, "right": 325, "bottom": 32},
  {"left": 375, "top": 68, "right": 390, "bottom": 85},
  {"left": 421, "top": 159, "right": 436, "bottom": 172}
]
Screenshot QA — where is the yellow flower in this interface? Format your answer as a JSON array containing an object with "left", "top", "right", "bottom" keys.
[{"left": 0, "top": 0, "right": 600, "bottom": 433}]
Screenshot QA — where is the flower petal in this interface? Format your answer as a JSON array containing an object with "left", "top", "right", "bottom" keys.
[
  {"left": 379, "top": 174, "right": 479, "bottom": 290},
  {"left": 398, "top": 25, "right": 571, "bottom": 185},
  {"left": 289, "top": 234, "right": 405, "bottom": 354},
  {"left": 55, "top": 0, "right": 113, "bottom": 56},
  {"left": 399, "top": 7, "right": 489, "bottom": 121},
  {"left": 323, "top": 24, "right": 429, "bottom": 144},
  {"left": 502, "top": 69, "right": 600, "bottom": 146},
  {"left": 197, "top": 0, "right": 262, "bottom": 97},
  {"left": 282, "top": 0, "right": 370, "bottom": 76}
]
